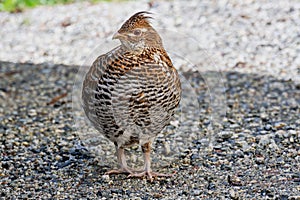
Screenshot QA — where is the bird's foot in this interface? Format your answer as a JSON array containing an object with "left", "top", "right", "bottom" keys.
[
  {"left": 105, "top": 167, "right": 134, "bottom": 175},
  {"left": 128, "top": 170, "right": 174, "bottom": 181}
]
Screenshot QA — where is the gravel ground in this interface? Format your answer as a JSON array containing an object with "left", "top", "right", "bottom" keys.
[
  {"left": 1, "top": 61, "right": 299, "bottom": 199},
  {"left": 0, "top": 0, "right": 300, "bottom": 199}
]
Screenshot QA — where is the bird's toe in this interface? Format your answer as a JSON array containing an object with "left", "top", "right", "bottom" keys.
[
  {"left": 105, "top": 167, "right": 133, "bottom": 175},
  {"left": 128, "top": 170, "right": 174, "bottom": 181}
]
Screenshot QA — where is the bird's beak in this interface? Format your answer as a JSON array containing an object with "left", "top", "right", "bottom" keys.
[{"left": 112, "top": 32, "right": 124, "bottom": 40}]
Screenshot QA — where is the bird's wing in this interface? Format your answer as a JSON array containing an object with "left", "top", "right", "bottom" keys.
[{"left": 82, "top": 48, "right": 126, "bottom": 134}]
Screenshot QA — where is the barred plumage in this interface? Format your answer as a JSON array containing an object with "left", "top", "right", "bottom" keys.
[{"left": 82, "top": 11, "right": 181, "bottom": 180}]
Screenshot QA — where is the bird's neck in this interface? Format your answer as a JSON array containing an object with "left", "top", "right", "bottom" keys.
[{"left": 119, "top": 43, "right": 164, "bottom": 54}]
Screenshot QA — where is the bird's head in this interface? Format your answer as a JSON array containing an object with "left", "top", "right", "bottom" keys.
[{"left": 113, "top": 11, "right": 163, "bottom": 52}]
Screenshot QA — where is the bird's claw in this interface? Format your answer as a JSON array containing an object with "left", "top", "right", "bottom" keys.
[
  {"left": 105, "top": 167, "right": 133, "bottom": 175},
  {"left": 127, "top": 171, "right": 174, "bottom": 181}
]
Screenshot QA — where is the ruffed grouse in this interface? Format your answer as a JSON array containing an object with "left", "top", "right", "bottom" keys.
[{"left": 82, "top": 11, "right": 181, "bottom": 180}]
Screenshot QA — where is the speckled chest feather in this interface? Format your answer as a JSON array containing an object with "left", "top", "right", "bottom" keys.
[{"left": 82, "top": 46, "right": 181, "bottom": 148}]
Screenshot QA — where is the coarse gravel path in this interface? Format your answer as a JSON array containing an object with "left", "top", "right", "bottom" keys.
[{"left": 0, "top": 0, "right": 299, "bottom": 199}]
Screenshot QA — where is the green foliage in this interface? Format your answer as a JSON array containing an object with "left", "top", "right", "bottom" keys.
[{"left": 0, "top": 0, "right": 105, "bottom": 12}]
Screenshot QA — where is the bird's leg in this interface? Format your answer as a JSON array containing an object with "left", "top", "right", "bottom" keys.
[
  {"left": 129, "top": 142, "right": 173, "bottom": 181},
  {"left": 105, "top": 147, "right": 134, "bottom": 175}
]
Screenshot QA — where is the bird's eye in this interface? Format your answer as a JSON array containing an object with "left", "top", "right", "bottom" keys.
[{"left": 133, "top": 29, "right": 141, "bottom": 36}]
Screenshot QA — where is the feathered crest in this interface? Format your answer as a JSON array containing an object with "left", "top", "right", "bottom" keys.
[{"left": 118, "top": 11, "right": 153, "bottom": 32}]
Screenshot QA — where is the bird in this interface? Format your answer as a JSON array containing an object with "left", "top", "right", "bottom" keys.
[{"left": 82, "top": 11, "right": 181, "bottom": 180}]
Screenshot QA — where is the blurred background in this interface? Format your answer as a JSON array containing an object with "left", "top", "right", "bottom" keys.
[
  {"left": 0, "top": 0, "right": 299, "bottom": 199},
  {"left": 1, "top": 0, "right": 299, "bottom": 82}
]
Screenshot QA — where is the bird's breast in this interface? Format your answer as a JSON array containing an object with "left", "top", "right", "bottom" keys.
[{"left": 82, "top": 47, "right": 181, "bottom": 147}]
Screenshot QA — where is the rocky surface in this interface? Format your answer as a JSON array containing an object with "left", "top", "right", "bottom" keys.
[
  {"left": 0, "top": 0, "right": 299, "bottom": 199},
  {"left": 1, "top": 61, "right": 299, "bottom": 199}
]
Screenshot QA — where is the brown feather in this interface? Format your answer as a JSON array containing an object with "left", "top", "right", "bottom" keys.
[{"left": 118, "top": 11, "right": 153, "bottom": 32}]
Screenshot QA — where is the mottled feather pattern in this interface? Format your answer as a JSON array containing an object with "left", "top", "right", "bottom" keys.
[
  {"left": 83, "top": 45, "right": 181, "bottom": 147},
  {"left": 119, "top": 11, "right": 153, "bottom": 31},
  {"left": 82, "top": 11, "right": 181, "bottom": 179}
]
